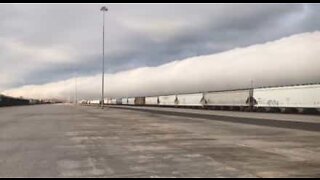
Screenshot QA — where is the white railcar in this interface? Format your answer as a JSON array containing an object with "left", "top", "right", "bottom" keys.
[
  {"left": 128, "top": 97, "right": 135, "bottom": 105},
  {"left": 204, "top": 89, "right": 251, "bottom": 107},
  {"left": 122, "top": 98, "right": 128, "bottom": 105},
  {"left": 110, "top": 98, "right": 117, "bottom": 105},
  {"left": 159, "top": 95, "right": 178, "bottom": 106},
  {"left": 177, "top": 93, "right": 204, "bottom": 106},
  {"left": 253, "top": 84, "right": 320, "bottom": 111},
  {"left": 145, "top": 96, "right": 158, "bottom": 105},
  {"left": 90, "top": 100, "right": 100, "bottom": 105},
  {"left": 103, "top": 98, "right": 111, "bottom": 105}
]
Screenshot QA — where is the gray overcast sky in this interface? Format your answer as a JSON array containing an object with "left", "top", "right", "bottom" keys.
[{"left": 1, "top": 3, "right": 320, "bottom": 92}]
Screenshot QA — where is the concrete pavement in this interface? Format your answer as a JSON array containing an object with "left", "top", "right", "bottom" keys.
[{"left": 0, "top": 104, "right": 320, "bottom": 177}]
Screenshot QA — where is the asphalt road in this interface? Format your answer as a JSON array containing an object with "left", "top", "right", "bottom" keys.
[{"left": 0, "top": 104, "right": 320, "bottom": 177}]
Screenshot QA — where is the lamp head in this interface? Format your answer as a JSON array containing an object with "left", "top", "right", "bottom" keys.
[{"left": 100, "top": 6, "right": 108, "bottom": 12}]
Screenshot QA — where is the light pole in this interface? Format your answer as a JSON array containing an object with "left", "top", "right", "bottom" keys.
[
  {"left": 75, "top": 72, "right": 77, "bottom": 106},
  {"left": 100, "top": 6, "right": 108, "bottom": 108}
]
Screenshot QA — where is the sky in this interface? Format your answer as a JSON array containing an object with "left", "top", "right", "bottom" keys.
[{"left": 1, "top": 3, "right": 320, "bottom": 100}]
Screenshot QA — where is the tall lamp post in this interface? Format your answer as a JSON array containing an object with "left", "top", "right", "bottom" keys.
[{"left": 100, "top": 6, "right": 108, "bottom": 108}]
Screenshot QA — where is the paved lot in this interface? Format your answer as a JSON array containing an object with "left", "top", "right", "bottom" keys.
[{"left": 0, "top": 104, "right": 320, "bottom": 177}]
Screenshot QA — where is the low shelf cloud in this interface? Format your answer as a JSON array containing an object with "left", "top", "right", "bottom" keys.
[
  {"left": 1, "top": 4, "right": 320, "bottom": 100},
  {"left": 3, "top": 32, "right": 320, "bottom": 100}
]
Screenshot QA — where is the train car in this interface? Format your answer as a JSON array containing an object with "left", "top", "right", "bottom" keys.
[
  {"left": 122, "top": 98, "right": 128, "bottom": 105},
  {"left": 116, "top": 98, "right": 122, "bottom": 105},
  {"left": 78, "top": 100, "right": 88, "bottom": 105},
  {"left": 145, "top": 96, "right": 159, "bottom": 106},
  {"left": 128, "top": 98, "right": 135, "bottom": 105},
  {"left": 176, "top": 93, "right": 204, "bottom": 107},
  {"left": 134, "top": 97, "right": 145, "bottom": 105},
  {"left": 159, "top": 95, "right": 178, "bottom": 106},
  {"left": 0, "top": 95, "right": 4, "bottom": 107},
  {"left": 253, "top": 84, "right": 320, "bottom": 113},
  {"left": 108, "top": 99, "right": 112, "bottom": 105},
  {"left": 104, "top": 98, "right": 112, "bottom": 105},
  {"left": 0, "top": 95, "right": 30, "bottom": 107},
  {"left": 110, "top": 98, "right": 117, "bottom": 105},
  {"left": 204, "top": 89, "right": 252, "bottom": 110},
  {"left": 29, "top": 99, "right": 41, "bottom": 105},
  {"left": 89, "top": 100, "right": 100, "bottom": 105}
]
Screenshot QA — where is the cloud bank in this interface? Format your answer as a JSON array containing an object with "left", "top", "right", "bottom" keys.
[
  {"left": 1, "top": 4, "right": 320, "bottom": 93},
  {"left": 3, "top": 32, "right": 320, "bottom": 100}
]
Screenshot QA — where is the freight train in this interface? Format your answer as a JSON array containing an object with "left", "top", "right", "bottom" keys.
[
  {"left": 0, "top": 95, "right": 30, "bottom": 107},
  {"left": 0, "top": 95, "right": 55, "bottom": 107},
  {"left": 85, "top": 84, "right": 320, "bottom": 114}
]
